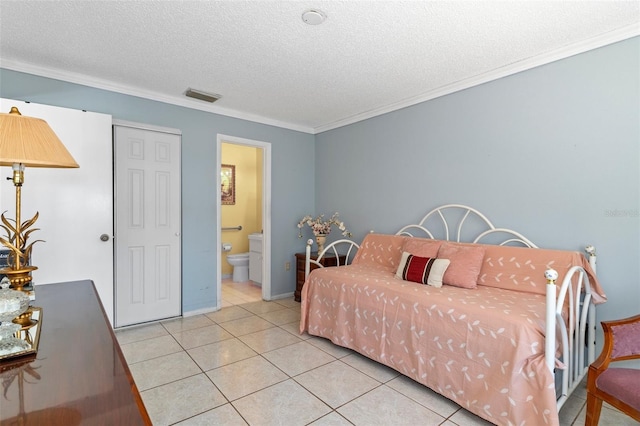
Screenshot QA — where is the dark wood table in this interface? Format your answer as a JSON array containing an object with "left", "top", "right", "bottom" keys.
[{"left": 0, "top": 280, "right": 151, "bottom": 425}]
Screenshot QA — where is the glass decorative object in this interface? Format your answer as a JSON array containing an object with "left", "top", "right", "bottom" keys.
[
  {"left": 0, "top": 337, "right": 30, "bottom": 356},
  {"left": 0, "top": 279, "right": 41, "bottom": 360},
  {"left": 0, "top": 282, "right": 30, "bottom": 325}
]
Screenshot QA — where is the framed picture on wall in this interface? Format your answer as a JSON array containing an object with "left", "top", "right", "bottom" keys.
[{"left": 221, "top": 164, "right": 235, "bottom": 205}]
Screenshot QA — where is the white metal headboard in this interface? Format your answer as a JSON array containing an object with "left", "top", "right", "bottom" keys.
[{"left": 396, "top": 203, "right": 538, "bottom": 248}]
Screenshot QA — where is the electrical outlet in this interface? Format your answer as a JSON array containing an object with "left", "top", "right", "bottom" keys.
[{"left": 285, "top": 262, "right": 291, "bottom": 271}]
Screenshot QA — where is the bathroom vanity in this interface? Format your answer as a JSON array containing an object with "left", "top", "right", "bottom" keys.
[{"left": 249, "top": 233, "right": 263, "bottom": 285}]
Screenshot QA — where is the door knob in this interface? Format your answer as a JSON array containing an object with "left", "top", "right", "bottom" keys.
[{"left": 100, "top": 234, "right": 110, "bottom": 242}]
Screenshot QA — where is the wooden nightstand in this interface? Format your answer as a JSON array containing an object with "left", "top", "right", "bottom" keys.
[{"left": 294, "top": 252, "right": 346, "bottom": 302}]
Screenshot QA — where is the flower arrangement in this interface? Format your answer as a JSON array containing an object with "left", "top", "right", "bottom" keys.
[{"left": 297, "top": 212, "right": 352, "bottom": 238}]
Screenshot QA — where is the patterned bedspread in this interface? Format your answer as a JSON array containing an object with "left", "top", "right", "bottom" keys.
[{"left": 300, "top": 264, "right": 562, "bottom": 426}]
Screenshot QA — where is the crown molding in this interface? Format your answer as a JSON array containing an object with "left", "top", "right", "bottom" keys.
[
  {"left": 313, "top": 24, "right": 640, "bottom": 134},
  {"left": 0, "top": 60, "right": 315, "bottom": 135},
  {"left": 2, "top": 23, "right": 637, "bottom": 136},
  {"left": 112, "top": 119, "right": 182, "bottom": 135}
]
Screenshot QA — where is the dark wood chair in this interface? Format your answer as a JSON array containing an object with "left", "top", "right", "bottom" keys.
[{"left": 586, "top": 314, "right": 640, "bottom": 425}]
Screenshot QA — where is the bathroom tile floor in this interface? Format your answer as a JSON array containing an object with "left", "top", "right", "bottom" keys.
[
  {"left": 221, "top": 278, "right": 263, "bottom": 306},
  {"left": 116, "top": 281, "right": 634, "bottom": 426}
]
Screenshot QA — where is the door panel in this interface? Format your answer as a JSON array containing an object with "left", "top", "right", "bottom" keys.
[
  {"left": 114, "top": 125, "right": 181, "bottom": 327},
  {"left": 0, "top": 99, "right": 114, "bottom": 323}
]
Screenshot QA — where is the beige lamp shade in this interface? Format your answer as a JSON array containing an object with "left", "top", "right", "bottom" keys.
[{"left": 0, "top": 106, "right": 79, "bottom": 168}]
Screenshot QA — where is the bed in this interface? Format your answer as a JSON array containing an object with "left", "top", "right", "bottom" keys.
[{"left": 299, "top": 204, "right": 607, "bottom": 425}]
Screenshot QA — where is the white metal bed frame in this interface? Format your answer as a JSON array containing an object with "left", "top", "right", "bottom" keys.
[{"left": 304, "top": 203, "right": 597, "bottom": 412}]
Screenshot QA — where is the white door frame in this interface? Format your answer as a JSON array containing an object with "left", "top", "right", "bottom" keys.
[{"left": 216, "top": 134, "right": 271, "bottom": 306}]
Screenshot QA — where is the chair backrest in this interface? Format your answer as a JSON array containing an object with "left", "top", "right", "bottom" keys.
[{"left": 609, "top": 318, "right": 640, "bottom": 361}]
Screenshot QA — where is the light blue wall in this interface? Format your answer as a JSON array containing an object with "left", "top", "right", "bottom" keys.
[
  {"left": 315, "top": 37, "right": 640, "bottom": 326},
  {"left": 1, "top": 37, "right": 638, "bottom": 325},
  {"left": 0, "top": 69, "right": 315, "bottom": 311}
]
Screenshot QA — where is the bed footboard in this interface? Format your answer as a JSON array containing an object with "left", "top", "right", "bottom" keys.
[{"left": 545, "top": 246, "right": 598, "bottom": 410}]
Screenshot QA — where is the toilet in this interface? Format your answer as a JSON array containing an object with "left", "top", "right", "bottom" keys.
[{"left": 227, "top": 253, "right": 250, "bottom": 282}]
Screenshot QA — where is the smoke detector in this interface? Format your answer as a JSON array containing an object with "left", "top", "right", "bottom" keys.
[{"left": 302, "top": 9, "right": 326, "bottom": 25}]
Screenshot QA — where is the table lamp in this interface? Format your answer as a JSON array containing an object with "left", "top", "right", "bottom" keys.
[{"left": 0, "top": 106, "right": 79, "bottom": 290}]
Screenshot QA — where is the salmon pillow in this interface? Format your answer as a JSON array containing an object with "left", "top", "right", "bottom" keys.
[
  {"left": 402, "top": 238, "right": 443, "bottom": 258},
  {"left": 352, "top": 233, "right": 407, "bottom": 271},
  {"left": 395, "top": 252, "right": 450, "bottom": 288},
  {"left": 437, "top": 242, "right": 486, "bottom": 289}
]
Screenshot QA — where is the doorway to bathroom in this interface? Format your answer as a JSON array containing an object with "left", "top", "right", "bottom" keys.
[{"left": 216, "top": 134, "right": 271, "bottom": 308}]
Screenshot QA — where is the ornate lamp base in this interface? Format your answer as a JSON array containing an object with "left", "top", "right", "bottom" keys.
[
  {"left": 13, "top": 306, "right": 37, "bottom": 329},
  {"left": 0, "top": 266, "right": 38, "bottom": 291}
]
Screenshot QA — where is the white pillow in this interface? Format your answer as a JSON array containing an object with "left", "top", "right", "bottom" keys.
[{"left": 395, "top": 251, "right": 450, "bottom": 288}]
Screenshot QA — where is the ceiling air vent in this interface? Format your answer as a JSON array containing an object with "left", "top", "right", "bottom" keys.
[{"left": 185, "top": 88, "right": 220, "bottom": 103}]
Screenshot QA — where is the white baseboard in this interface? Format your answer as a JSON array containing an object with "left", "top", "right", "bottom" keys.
[
  {"left": 270, "top": 291, "right": 294, "bottom": 300},
  {"left": 183, "top": 306, "right": 219, "bottom": 317}
]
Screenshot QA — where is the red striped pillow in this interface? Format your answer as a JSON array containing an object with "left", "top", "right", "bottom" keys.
[{"left": 395, "top": 252, "right": 450, "bottom": 288}]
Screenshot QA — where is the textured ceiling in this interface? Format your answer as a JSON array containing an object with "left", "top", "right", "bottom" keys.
[{"left": 1, "top": 1, "right": 638, "bottom": 134}]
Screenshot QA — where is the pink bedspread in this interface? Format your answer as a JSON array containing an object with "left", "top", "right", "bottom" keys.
[{"left": 300, "top": 264, "right": 563, "bottom": 425}]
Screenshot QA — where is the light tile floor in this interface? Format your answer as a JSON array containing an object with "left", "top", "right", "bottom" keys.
[
  {"left": 115, "top": 281, "right": 635, "bottom": 426},
  {"left": 220, "top": 278, "right": 263, "bottom": 306}
]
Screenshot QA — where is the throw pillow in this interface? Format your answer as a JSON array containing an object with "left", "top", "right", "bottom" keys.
[
  {"left": 437, "top": 242, "right": 486, "bottom": 289},
  {"left": 395, "top": 251, "right": 450, "bottom": 288},
  {"left": 402, "top": 238, "right": 443, "bottom": 258},
  {"left": 352, "top": 234, "right": 407, "bottom": 271}
]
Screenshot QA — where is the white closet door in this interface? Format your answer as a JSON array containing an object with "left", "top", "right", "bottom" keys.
[
  {"left": 0, "top": 99, "right": 114, "bottom": 323},
  {"left": 114, "top": 125, "right": 181, "bottom": 327}
]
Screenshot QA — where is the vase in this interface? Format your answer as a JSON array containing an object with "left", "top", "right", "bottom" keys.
[{"left": 315, "top": 234, "right": 327, "bottom": 253}]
